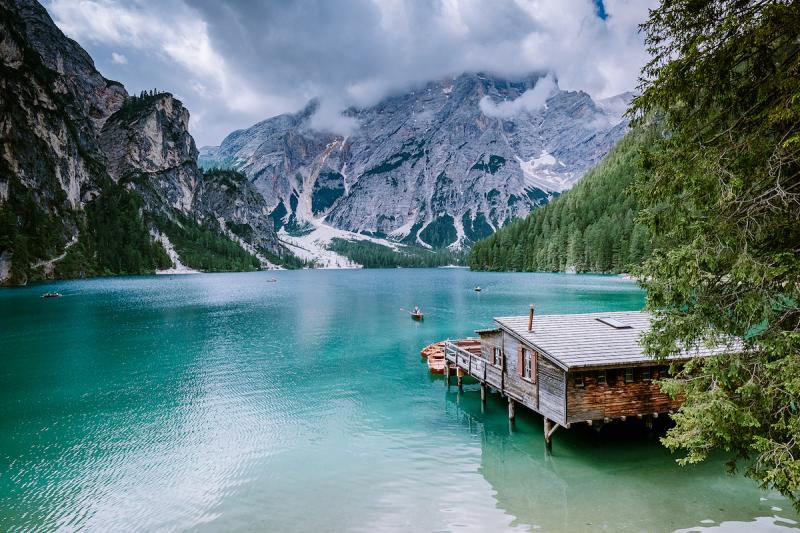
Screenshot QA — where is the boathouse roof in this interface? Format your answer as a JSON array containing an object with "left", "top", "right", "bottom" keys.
[{"left": 494, "top": 311, "right": 732, "bottom": 370}]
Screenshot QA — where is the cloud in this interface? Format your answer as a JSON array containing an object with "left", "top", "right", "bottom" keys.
[
  {"left": 479, "top": 74, "right": 557, "bottom": 118},
  {"left": 308, "top": 98, "right": 359, "bottom": 136},
  {"left": 110, "top": 51, "right": 127, "bottom": 64},
  {"left": 45, "top": 0, "right": 656, "bottom": 146}
]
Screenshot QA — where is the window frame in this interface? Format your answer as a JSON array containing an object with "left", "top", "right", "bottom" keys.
[
  {"left": 520, "top": 348, "right": 537, "bottom": 383},
  {"left": 574, "top": 373, "right": 584, "bottom": 388},
  {"left": 597, "top": 370, "right": 607, "bottom": 385},
  {"left": 491, "top": 346, "right": 502, "bottom": 367},
  {"left": 624, "top": 368, "right": 634, "bottom": 383}
]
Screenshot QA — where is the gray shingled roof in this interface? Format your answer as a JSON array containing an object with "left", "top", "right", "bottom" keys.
[{"left": 494, "top": 311, "right": 732, "bottom": 370}]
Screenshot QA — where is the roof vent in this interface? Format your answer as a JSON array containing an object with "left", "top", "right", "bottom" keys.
[{"left": 596, "top": 317, "right": 632, "bottom": 329}]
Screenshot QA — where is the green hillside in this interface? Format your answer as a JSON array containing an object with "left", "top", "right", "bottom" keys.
[{"left": 469, "top": 127, "right": 653, "bottom": 273}]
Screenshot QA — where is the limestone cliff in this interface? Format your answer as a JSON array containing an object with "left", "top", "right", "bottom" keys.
[{"left": 0, "top": 0, "right": 282, "bottom": 285}]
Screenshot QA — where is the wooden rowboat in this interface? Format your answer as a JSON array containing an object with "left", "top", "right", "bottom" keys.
[
  {"left": 421, "top": 341, "right": 445, "bottom": 358},
  {"left": 410, "top": 312, "right": 424, "bottom": 321},
  {"left": 427, "top": 351, "right": 446, "bottom": 374},
  {"left": 421, "top": 341, "right": 446, "bottom": 374}
]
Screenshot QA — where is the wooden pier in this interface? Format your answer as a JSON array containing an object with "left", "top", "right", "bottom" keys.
[{"left": 442, "top": 307, "right": 730, "bottom": 453}]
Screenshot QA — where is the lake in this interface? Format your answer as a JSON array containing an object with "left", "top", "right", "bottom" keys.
[{"left": 0, "top": 269, "right": 797, "bottom": 532}]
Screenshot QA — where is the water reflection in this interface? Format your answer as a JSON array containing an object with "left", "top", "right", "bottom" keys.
[{"left": 446, "top": 386, "right": 799, "bottom": 532}]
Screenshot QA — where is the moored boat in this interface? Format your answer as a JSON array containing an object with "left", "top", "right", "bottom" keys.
[
  {"left": 422, "top": 341, "right": 447, "bottom": 373},
  {"left": 420, "top": 341, "right": 445, "bottom": 358},
  {"left": 427, "top": 351, "right": 446, "bottom": 373},
  {"left": 410, "top": 312, "right": 424, "bottom": 321},
  {"left": 41, "top": 292, "right": 61, "bottom": 299}
]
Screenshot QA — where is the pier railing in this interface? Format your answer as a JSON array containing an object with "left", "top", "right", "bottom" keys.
[{"left": 444, "top": 340, "right": 536, "bottom": 410}]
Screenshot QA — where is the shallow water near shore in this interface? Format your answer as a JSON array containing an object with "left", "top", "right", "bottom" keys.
[{"left": 1, "top": 269, "right": 797, "bottom": 532}]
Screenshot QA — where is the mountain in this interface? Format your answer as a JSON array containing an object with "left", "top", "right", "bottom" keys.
[
  {"left": 469, "top": 126, "right": 653, "bottom": 273},
  {"left": 0, "top": 0, "right": 285, "bottom": 285},
  {"left": 200, "top": 73, "right": 629, "bottom": 249}
]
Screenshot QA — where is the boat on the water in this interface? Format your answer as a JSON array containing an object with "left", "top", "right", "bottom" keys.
[
  {"left": 421, "top": 341, "right": 445, "bottom": 358},
  {"left": 41, "top": 292, "right": 61, "bottom": 299},
  {"left": 410, "top": 312, "right": 424, "bottom": 321},
  {"left": 266, "top": 278, "right": 277, "bottom": 282},
  {"left": 421, "top": 342, "right": 446, "bottom": 373},
  {"left": 473, "top": 286, "right": 482, "bottom": 292}
]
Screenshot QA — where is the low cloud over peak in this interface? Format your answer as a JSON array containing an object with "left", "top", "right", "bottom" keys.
[
  {"left": 45, "top": 0, "right": 655, "bottom": 146},
  {"left": 479, "top": 74, "right": 558, "bottom": 119}
]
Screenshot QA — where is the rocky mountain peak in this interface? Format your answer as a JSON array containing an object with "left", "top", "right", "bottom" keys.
[{"left": 201, "top": 70, "right": 628, "bottom": 249}]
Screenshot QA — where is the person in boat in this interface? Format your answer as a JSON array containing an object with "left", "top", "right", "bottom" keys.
[{"left": 413, "top": 305, "right": 420, "bottom": 315}]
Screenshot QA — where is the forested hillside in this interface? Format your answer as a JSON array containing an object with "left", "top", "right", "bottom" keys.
[{"left": 469, "top": 128, "right": 653, "bottom": 273}]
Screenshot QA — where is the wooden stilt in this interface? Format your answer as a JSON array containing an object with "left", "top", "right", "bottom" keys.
[
  {"left": 457, "top": 375, "right": 463, "bottom": 393},
  {"left": 544, "top": 417, "right": 558, "bottom": 454},
  {"left": 480, "top": 383, "right": 486, "bottom": 403},
  {"left": 508, "top": 398, "right": 516, "bottom": 421},
  {"left": 445, "top": 363, "right": 451, "bottom": 388}
]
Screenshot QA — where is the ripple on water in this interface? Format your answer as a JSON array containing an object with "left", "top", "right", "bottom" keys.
[{"left": 1, "top": 270, "right": 797, "bottom": 532}]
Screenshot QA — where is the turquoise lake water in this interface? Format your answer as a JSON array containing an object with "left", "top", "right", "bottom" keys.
[{"left": 1, "top": 269, "right": 797, "bottom": 532}]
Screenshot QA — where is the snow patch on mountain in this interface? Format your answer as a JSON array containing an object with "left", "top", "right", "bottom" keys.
[
  {"left": 278, "top": 219, "right": 406, "bottom": 268},
  {"left": 152, "top": 231, "right": 199, "bottom": 275}
]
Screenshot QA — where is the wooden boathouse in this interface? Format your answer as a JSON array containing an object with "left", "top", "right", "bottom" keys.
[{"left": 444, "top": 308, "right": 730, "bottom": 452}]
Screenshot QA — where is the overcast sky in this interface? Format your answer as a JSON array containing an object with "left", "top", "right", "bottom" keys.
[{"left": 44, "top": 0, "right": 656, "bottom": 146}]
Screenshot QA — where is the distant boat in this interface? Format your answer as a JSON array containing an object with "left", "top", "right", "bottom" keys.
[
  {"left": 473, "top": 286, "right": 482, "bottom": 292},
  {"left": 410, "top": 311, "right": 424, "bottom": 321},
  {"left": 266, "top": 278, "right": 278, "bottom": 282},
  {"left": 41, "top": 292, "right": 61, "bottom": 299}
]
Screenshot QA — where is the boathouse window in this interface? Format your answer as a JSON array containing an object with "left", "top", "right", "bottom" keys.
[
  {"left": 641, "top": 367, "right": 651, "bottom": 381},
  {"left": 491, "top": 347, "right": 501, "bottom": 366},
  {"left": 574, "top": 373, "right": 584, "bottom": 387},
  {"left": 625, "top": 368, "right": 634, "bottom": 383},
  {"left": 597, "top": 370, "right": 606, "bottom": 385},
  {"left": 518, "top": 348, "right": 537, "bottom": 382}
]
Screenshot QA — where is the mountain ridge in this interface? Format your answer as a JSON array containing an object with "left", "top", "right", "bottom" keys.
[{"left": 200, "top": 73, "right": 629, "bottom": 249}]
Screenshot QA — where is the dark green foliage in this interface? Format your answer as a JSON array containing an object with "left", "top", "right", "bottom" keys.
[
  {"left": 469, "top": 129, "right": 652, "bottom": 273},
  {"left": 399, "top": 219, "right": 425, "bottom": 245},
  {"left": 362, "top": 140, "right": 425, "bottom": 177},
  {"left": 328, "top": 238, "right": 464, "bottom": 268},
  {"left": 270, "top": 201, "right": 288, "bottom": 231},
  {"left": 262, "top": 248, "right": 311, "bottom": 270},
  {"left": 154, "top": 213, "right": 260, "bottom": 272},
  {"left": 0, "top": 177, "right": 74, "bottom": 284},
  {"left": 419, "top": 215, "right": 457, "bottom": 248},
  {"left": 311, "top": 175, "right": 345, "bottom": 214},
  {"left": 112, "top": 90, "right": 170, "bottom": 122},
  {"left": 227, "top": 222, "right": 254, "bottom": 241},
  {"left": 83, "top": 182, "right": 171, "bottom": 275},
  {"left": 202, "top": 168, "right": 249, "bottom": 191},
  {"left": 462, "top": 212, "right": 494, "bottom": 242},
  {"left": 471, "top": 154, "right": 506, "bottom": 174},
  {"left": 631, "top": 0, "right": 800, "bottom": 506},
  {"left": 526, "top": 187, "right": 549, "bottom": 202}
]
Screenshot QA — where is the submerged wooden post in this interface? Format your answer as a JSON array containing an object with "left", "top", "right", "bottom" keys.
[
  {"left": 544, "top": 417, "right": 557, "bottom": 454},
  {"left": 480, "top": 382, "right": 486, "bottom": 403},
  {"left": 457, "top": 375, "right": 463, "bottom": 393},
  {"left": 508, "top": 398, "right": 516, "bottom": 421},
  {"left": 445, "top": 361, "right": 451, "bottom": 388}
]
